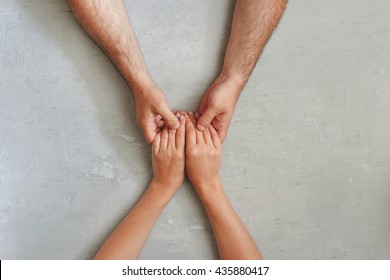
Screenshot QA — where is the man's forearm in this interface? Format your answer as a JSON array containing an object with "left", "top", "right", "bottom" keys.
[
  {"left": 197, "top": 178, "right": 262, "bottom": 260},
  {"left": 67, "top": 0, "right": 153, "bottom": 94},
  {"left": 222, "top": 0, "right": 287, "bottom": 87}
]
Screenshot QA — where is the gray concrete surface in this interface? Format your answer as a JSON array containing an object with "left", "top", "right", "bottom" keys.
[{"left": 1, "top": 0, "right": 389, "bottom": 259}]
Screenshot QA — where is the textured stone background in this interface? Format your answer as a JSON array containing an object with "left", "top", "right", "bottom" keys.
[{"left": 0, "top": 0, "right": 389, "bottom": 259}]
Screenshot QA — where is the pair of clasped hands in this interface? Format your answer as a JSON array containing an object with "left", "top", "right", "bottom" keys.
[
  {"left": 152, "top": 112, "right": 221, "bottom": 197},
  {"left": 95, "top": 112, "right": 261, "bottom": 260}
]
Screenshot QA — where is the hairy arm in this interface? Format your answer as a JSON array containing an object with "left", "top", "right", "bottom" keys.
[
  {"left": 67, "top": 0, "right": 149, "bottom": 91},
  {"left": 223, "top": 0, "right": 287, "bottom": 85},
  {"left": 197, "top": 0, "right": 287, "bottom": 140},
  {"left": 67, "top": 0, "right": 179, "bottom": 143}
]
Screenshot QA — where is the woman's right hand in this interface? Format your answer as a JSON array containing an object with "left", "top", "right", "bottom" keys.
[{"left": 185, "top": 114, "right": 222, "bottom": 192}]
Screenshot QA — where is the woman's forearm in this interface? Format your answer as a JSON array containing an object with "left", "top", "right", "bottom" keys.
[
  {"left": 94, "top": 180, "right": 173, "bottom": 260},
  {"left": 197, "top": 178, "right": 262, "bottom": 260}
]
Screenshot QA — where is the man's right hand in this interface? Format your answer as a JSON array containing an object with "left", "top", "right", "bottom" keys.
[{"left": 134, "top": 84, "right": 179, "bottom": 144}]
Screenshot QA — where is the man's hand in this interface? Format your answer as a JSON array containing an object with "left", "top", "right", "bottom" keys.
[
  {"left": 152, "top": 115, "right": 185, "bottom": 191},
  {"left": 196, "top": 75, "right": 242, "bottom": 142},
  {"left": 67, "top": 0, "right": 180, "bottom": 144},
  {"left": 185, "top": 114, "right": 222, "bottom": 192},
  {"left": 134, "top": 83, "right": 180, "bottom": 144},
  {"left": 196, "top": 0, "right": 287, "bottom": 142}
]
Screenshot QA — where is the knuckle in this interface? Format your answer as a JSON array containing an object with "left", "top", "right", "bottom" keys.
[
  {"left": 176, "top": 153, "right": 184, "bottom": 161},
  {"left": 201, "top": 115, "right": 213, "bottom": 124}
]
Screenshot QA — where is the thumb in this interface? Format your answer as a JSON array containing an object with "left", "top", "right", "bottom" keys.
[
  {"left": 158, "top": 103, "right": 179, "bottom": 129},
  {"left": 197, "top": 107, "right": 218, "bottom": 131}
]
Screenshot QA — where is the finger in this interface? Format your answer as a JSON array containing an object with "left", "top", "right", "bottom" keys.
[
  {"left": 174, "top": 111, "right": 187, "bottom": 118},
  {"left": 176, "top": 115, "right": 185, "bottom": 150},
  {"left": 194, "top": 112, "right": 200, "bottom": 120},
  {"left": 157, "top": 119, "right": 165, "bottom": 128},
  {"left": 209, "top": 124, "right": 221, "bottom": 149},
  {"left": 212, "top": 119, "right": 227, "bottom": 143},
  {"left": 219, "top": 129, "right": 227, "bottom": 143},
  {"left": 173, "top": 110, "right": 185, "bottom": 115},
  {"left": 185, "top": 114, "right": 196, "bottom": 146},
  {"left": 198, "top": 88, "right": 211, "bottom": 115},
  {"left": 158, "top": 103, "right": 180, "bottom": 129},
  {"left": 160, "top": 127, "right": 169, "bottom": 150},
  {"left": 190, "top": 115, "right": 204, "bottom": 144},
  {"left": 155, "top": 114, "right": 162, "bottom": 123},
  {"left": 203, "top": 128, "right": 212, "bottom": 145},
  {"left": 152, "top": 132, "right": 161, "bottom": 156},
  {"left": 168, "top": 125, "right": 177, "bottom": 149},
  {"left": 197, "top": 106, "right": 218, "bottom": 131},
  {"left": 143, "top": 127, "right": 155, "bottom": 144}
]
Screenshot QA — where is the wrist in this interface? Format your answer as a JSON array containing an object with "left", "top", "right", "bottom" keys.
[
  {"left": 219, "top": 68, "right": 247, "bottom": 92},
  {"left": 149, "top": 179, "right": 178, "bottom": 205},
  {"left": 193, "top": 176, "right": 223, "bottom": 200},
  {"left": 127, "top": 72, "right": 156, "bottom": 98}
]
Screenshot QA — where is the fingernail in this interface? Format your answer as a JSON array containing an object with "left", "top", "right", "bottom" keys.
[
  {"left": 197, "top": 124, "right": 206, "bottom": 131},
  {"left": 188, "top": 112, "right": 193, "bottom": 115},
  {"left": 176, "top": 113, "right": 180, "bottom": 118},
  {"left": 180, "top": 115, "right": 184, "bottom": 120},
  {"left": 173, "top": 122, "right": 180, "bottom": 129}
]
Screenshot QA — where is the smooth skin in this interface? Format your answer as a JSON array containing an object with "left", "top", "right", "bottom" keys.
[
  {"left": 186, "top": 115, "right": 262, "bottom": 259},
  {"left": 95, "top": 113, "right": 261, "bottom": 259},
  {"left": 94, "top": 115, "right": 185, "bottom": 260},
  {"left": 67, "top": 0, "right": 287, "bottom": 143}
]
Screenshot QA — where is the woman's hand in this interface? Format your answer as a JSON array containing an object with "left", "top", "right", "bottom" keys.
[
  {"left": 151, "top": 114, "right": 185, "bottom": 192},
  {"left": 185, "top": 114, "right": 222, "bottom": 193}
]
